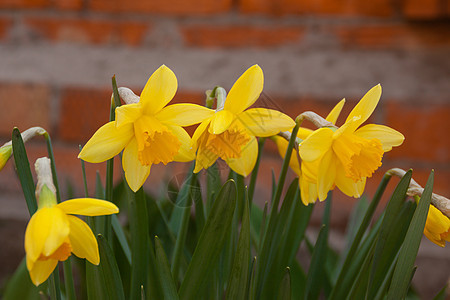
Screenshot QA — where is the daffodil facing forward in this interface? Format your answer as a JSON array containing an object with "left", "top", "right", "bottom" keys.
[
  {"left": 191, "top": 65, "right": 295, "bottom": 176},
  {"left": 79, "top": 65, "right": 212, "bottom": 191},
  {"left": 299, "top": 85, "right": 405, "bottom": 201},
  {"left": 25, "top": 157, "right": 119, "bottom": 286}
]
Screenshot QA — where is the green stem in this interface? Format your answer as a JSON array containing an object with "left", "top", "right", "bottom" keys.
[
  {"left": 79, "top": 145, "right": 89, "bottom": 197},
  {"left": 48, "top": 268, "right": 62, "bottom": 300},
  {"left": 329, "top": 173, "right": 392, "bottom": 300},
  {"left": 248, "top": 137, "right": 265, "bottom": 207}
]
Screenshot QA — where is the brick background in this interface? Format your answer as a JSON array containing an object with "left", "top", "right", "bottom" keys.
[{"left": 0, "top": 0, "right": 449, "bottom": 297}]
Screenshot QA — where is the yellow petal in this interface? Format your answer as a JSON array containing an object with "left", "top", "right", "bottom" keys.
[
  {"left": 141, "top": 65, "right": 177, "bottom": 115},
  {"left": 123, "top": 138, "right": 151, "bottom": 192},
  {"left": 335, "top": 163, "right": 365, "bottom": 198},
  {"left": 0, "top": 145, "right": 12, "bottom": 171},
  {"left": 424, "top": 205, "right": 450, "bottom": 247},
  {"left": 317, "top": 150, "right": 336, "bottom": 201},
  {"left": 345, "top": 84, "right": 381, "bottom": 131},
  {"left": 115, "top": 103, "right": 142, "bottom": 128},
  {"left": 300, "top": 176, "right": 318, "bottom": 206},
  {"left": 191, "top": 118, "right": 212, "bottom": 150},
  {"left": 272, "top": 136, "right": 301, "bottom": 176},
  {"left": 299, "top": 127, "right": 334, "bottom": 162},
  {"left": 25, "top": 207, "right": 70, "bottom": 261},
  {"left": 78, "top": 122, "right": 133, "bottom": 163},
  {"left": 167, "top": 124, "right": 196, "bottom": 162},
  {"left": 326, "top": 98, "right": 345, "bottom": 124},
  {"left": 209, "top": 109, "right": 235, "bottom": 135},
  {"left": 193, "top": 147, "right": 219, "bottom": 173},
  {"left": 156, "top": 104, "right": 215, "bottom": 126},
  {"left": 225, "top": 136, "right": 258, "bottom": 177},
  {"left": 28, "top": 258, "right": 58, "bottom": 286},
  {"left": 57, "top": 199, "right": 119, "bottom": 216},
  {"left": 224, "top": 65, "right": 264, "bottom": 114},
  {"left": 297, "top": 127, "right": 313, "bottom": 140},
  {"left": 238, "top": 108, "right": 295, "bottom": 137},
  {"left": 354, "top": 124, "right": 404, "bottom": 152},
  {"left": 67, "top": 215, "right": 100, "bottom": 265}
]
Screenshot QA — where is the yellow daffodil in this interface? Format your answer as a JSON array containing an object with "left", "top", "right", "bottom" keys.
[
  {"left": 191, "top": 65, "right": 296, "bottom": 176},
  {"left": 78, "top": 65, "right": 213, "bottom": 192},
  {"left": 424, "top": 204, "right": 450, "bottom": 247},
  {"left": 25, "top": 158, "right": 119, "bottom": 286},
  {"left": 299, "top": 85, "right": 404, "bottom": 201},
  {"left": 272, "top": 99, "right": 345, "bottom": 205},
  {"left": 0, "top": 144, "right": 12, "bottom": 171}
]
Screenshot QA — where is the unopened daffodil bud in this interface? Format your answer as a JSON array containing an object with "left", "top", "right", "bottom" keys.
[
  {"left": 0, "top": 127, "right": 47, "bottom": 172},
  {"left": 35, "top": 157, "right": 57, "bottom": 208}
]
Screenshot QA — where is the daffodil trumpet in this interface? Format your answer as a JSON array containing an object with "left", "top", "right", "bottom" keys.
[{"left": 25, "top": 157, "right": 119, "bottom": 286}]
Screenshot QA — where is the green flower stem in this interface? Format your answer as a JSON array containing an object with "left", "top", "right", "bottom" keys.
[
  {"left": 248, "top": 137, "right": 265, "bottom": 207},
  {"left": 79, "top": 145, "right": 89, "bottom": 197},
  {"left": 329, "top": 172, "right": 392, "bottom": 300},
  {"left": 43, "top": 132, "right": 76, "bottom": 300},
  {"left": 271, "top": 122, "right": 300, "bottom": 212},
  {"left": 48, "top": 268, "right": 62, "bottom": 300},
  {"left": 205, "top": 86, "right": 227, "bottom": 110}
]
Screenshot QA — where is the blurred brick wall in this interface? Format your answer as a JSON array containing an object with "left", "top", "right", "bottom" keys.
[{"left": 0, "top": 0, "right": 449, "bottom": 297}]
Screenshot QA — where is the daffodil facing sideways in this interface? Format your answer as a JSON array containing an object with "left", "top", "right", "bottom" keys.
[
  {"left": 78, "top": 65, "right": 213, "bottom": 192},
  {"left": 424, "top": 205, "right": 450, "bottom": 247},
  {"left": 272, "top": 99, "right": 345, "bottom": 205},
  {"left": 25, "top": 157, "right": 119, "bottom": 286},
  {"left": 299, "top": 85, "right": 405, "bottom": 202},
  {"left": 191, "top": 65, "right": 296, "bottom": 176},
  {"left": 0, "top": 127, "right": 47, "bottom": 171}
]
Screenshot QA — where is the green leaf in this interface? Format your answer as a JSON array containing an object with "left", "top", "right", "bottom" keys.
[
  {"left": 11, "top": 128, "right": 37, "bottom": 216},
  {"left": 111, "top": 214, "right": 131, "bottom": 265},
  {"left": 387, "top": 171, "right": 434, "bottom": 300},
  {"left": 178, "top": 180, "right": 237, "bottom": 300},
  {"left": 368, "top": 170, "right": 412, "bottom": 298},
  {"left": 97, "top": 234, "right": 126, "bottom": 300},
  {"left": 226, "top": 192, "right": 251, "bottom": 300},
  {"left": 277, "top": 268, "right": 291, "bottom": 300},
  {"left": 155, "top": 236, "right": 180, "bottom": 300},
  {"left": 432, "top": 284, "right": 448, "bottom": 300},
  {"left": 248, "top": 137, "right": 265, "bottom": 205}
]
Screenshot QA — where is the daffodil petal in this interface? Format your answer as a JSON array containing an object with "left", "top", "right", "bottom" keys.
[
  {"left": 28, "top": 258, "right": 58, "bottom": 286},
  {"left": 115, "top": 103, "right": 142, "bottom": 128},
  {"left": 25, "top": 207, "right": 70, "bottom": 260},
  {"left": 272, "top": 136, "right": 301, "bottom": 176},
  {"left": 225, "top": 136, "right": 258, "bottom": 177},
  {"left": 194, "top": 148, "right": 219, "bottom": 173},
  {"left": 78, "top": 122, "right": 133, "bottom": 163},
  {"left": 224, "top": 65, "right": 264, "bottom": 114},
  {"left": 67, "top": 215, "right": 100, "bottom": 265},
  {"left": 317, "top": 150, "right": 336, "bottom": 201},
  {"left": 300, "top": 175, "right": 318, "bottom": 206},
  {"left": 354, "top": 124, "right": 405, "bottom": 152},
  {"left": 299, "top": 127, "right": 334, "bottom": 162},
  {"left": 345, "top": 84, "right": 381, "bottom": 130},
  {"left": 326, "top": 98, "right": 345, "bottom": 124},
  {"left": 335, "top": 164, "right": 366, "bottom": 198},
  {"left": 123, "top": 138, "right": 151, "bottom": 192},
  {"left": 57, "top": 199, "right": 119, "bottom": 216},
  {"left": 191, "top": 118, "right": 212, "bottom": 150},
  {"left": 167, "top": 125, "right": 195, "bottom": 162},
  {"left": 156, "top": 104, "right": 215, "bottom": 126},
  {"left": 297, "top": 127, "right": 313, "bottom": 140},
  {"left": 209, "top": 110, "right": 235, "bottom": 135},
  {"left": 238, "top": 108, "right": 295, "bottom": 137},
  {"left": 141, "top": 65, "right": 177, "bottom": 115}
]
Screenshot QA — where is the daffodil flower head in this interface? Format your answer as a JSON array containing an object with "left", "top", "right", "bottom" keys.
[
  {"left": 192, "top": 65, "right": 296, "bottom": 176},
  {"left": 25, "top": 157, "right": 119, "bottom": 286},
  {"left": 424, "top": 204, "right": 450, "bottom": 247},
  {"left": 0, "top": 144, "right": 12, "bottom": 171},
  {"left": 299, "top": 85, "right": 405, "bottom": 201},
  {"left": 78, "top": 65, "right": 213, "bottom": 192}
]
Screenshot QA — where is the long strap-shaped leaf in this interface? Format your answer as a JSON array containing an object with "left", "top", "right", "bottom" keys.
[
  {"left": 179, "top": 180, "right": 237, "bottom": 300},
  {"left": 155, "top": 236, "right": 179, "bottom": 300},
  {"left": 387, "top": 171, "right": 434, "bottom": 300}
]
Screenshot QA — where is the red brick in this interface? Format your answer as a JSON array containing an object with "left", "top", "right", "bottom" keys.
[
  {"left": 334, "top": 24, "right": 450, "bottom": 49},
  {"left": 58, "top": 87, "right": 112, "bottom": 143},
  {"left": 53, "top": 0, "right": 83, "bottom": 10},
  {"left": 240, "top": 0, "right": 393, "bottom": 16},
  {"left": 385, "top": 101, "right": 450, "bottom": 164},
  {"left": 181, "top": 25, "right": 304, "bottom": 48},
  {"left": 403, "top": 0, "right": 442, "bottom": 19},
  {"left": 0, "top": 83, "right": 51, "bottom": 139},
  {"left": 26, "top": 17, "right": 149, "bottom": 46},
  {"left": 0, "top": 18, "right": 12, "bottom": 40},
  {"left": 0, "top": 0, "right": 49, "bottom": 9},
  {"left": 89, "top": 0, "right": 232, "bottom": 15}
]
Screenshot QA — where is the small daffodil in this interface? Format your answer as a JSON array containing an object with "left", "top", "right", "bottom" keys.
[
  {"left": 25, "top": 158, "right": 119, "bottom": 286},
  {"left": 192, "top": 65, "right": 295, "bottom": 176},
  {"left": 78, "top": 65, "right": 212, "bottom": 192},
  {"left": 424, "top": 204, "right": 450, "bottom": 247}
]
